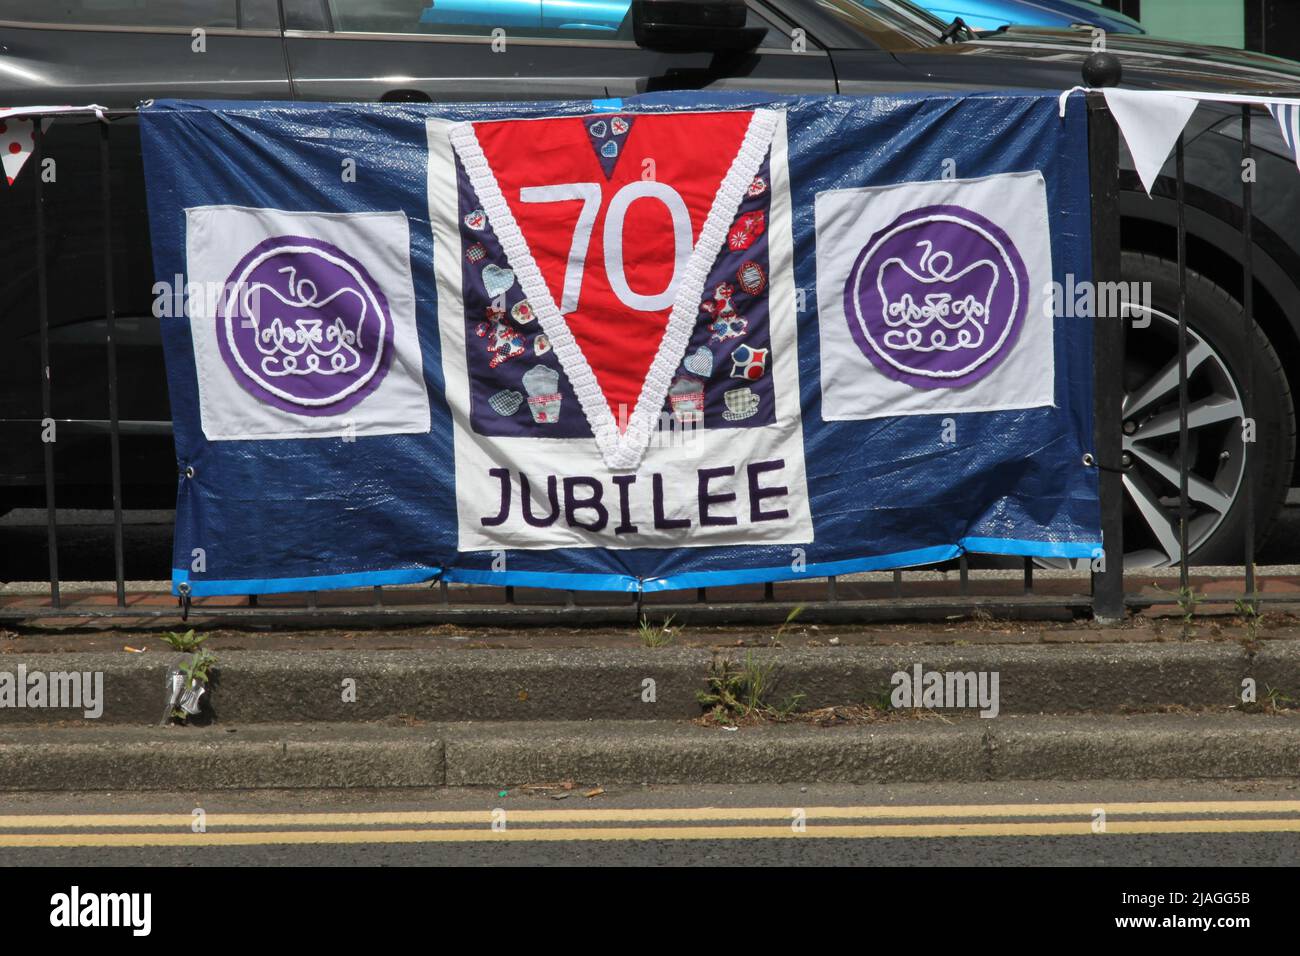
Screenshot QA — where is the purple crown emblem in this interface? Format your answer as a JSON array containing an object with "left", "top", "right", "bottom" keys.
[
  {"left": 217, "top": 236, "right": 394, "bottom": 416},
  {"left": 844, "top": 205, "right": 1028, "bottom": 389}
]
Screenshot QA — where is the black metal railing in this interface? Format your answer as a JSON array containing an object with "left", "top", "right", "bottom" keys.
[
  {"left": 0, "top": 93, "right": 1286, "bottom": 627},
  {"left": 1089, "top": 90, "right": 1124, "bottom": 621}
]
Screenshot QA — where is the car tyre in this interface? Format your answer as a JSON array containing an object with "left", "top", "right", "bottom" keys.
[{"left": 1117, "top": 250, "right": 1295, "bottom": 566}]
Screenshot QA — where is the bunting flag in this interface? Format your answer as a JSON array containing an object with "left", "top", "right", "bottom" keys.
[
  {"left": 0, "top": 115, "right": 47, "bottom": 186},
  {"left": 1268, "top": 101, "right": 1300, "bottom": 172},
  {"left": 0, "top": 105, "right": 104, "bottom": 186},
  {"left": 140, "top": 92, "right": 1101, "bottom": 596},
  {"left": 1098, "top": 88, "right": 1199, "bottom": 195},
  {"left": 1061, "top": 87, "right": 1300, "bottom": 193}
]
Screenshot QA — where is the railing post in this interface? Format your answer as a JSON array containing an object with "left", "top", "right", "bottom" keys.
[
  {"left": 1087, "top": 92, "right": 1124, "bottom": 621},
  {"left": 100, "top": 119, "right": 127, "bottom": 608},
  {"left": 1240, "top": 105, "right": 1257, "bottom": 608},
  {"left": 1175, "top": 133, "right": 1190, "bottom": 595},
  {"left": 33, "top": 118, "right": 61, "bottom": 608}
]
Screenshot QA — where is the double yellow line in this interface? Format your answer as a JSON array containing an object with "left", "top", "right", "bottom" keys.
[{"left": 0, "top": 800, "right": 1297, "bottom": 847}]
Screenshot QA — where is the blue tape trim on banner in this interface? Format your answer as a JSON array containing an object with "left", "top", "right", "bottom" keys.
[
  {"left": 638, "top": 545, "right": 962, "bottom": 592},
  {"left": 441, "top": 567, "right": 641, "bottom": 592},
  {"left": 591, "top": 98, "right": 623, "bottom": 112},
  {"left": 172, "top": 567, "right": 439, "bottom": 597},
  {"left": 170, "top": 538, "right": 1098, "bottom": 597},
  {"left": 960, "top": 537, "right": 1102, "bottom": 559}
]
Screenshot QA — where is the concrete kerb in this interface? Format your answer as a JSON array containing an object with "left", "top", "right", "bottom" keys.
[
  {"left": 1, "top": 641, "right": 1295, "bottom": 725},
  {"left": 1, "top": 714, "right": 1297, "bottom": 790}
]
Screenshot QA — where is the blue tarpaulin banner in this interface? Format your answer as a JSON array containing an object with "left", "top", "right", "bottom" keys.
[{"left": 140, "top": 90, "right": 1100, "bottom": 596}]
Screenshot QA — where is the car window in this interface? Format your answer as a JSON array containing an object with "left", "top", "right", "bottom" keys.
[
  {"left": 324, "top": 0, "right": 797, "bottom": 47},
  {"left": 327, "top": 0, "right": 626, "bottom": 36},
  {"left": 0, "top": 0, "right": 244, "bottom": 28},
  {"left": 810, "top": 0, "right": 949, "bottom": 50}
]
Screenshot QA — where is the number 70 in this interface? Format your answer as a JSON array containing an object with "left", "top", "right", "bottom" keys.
[{"left": 519, "top": 180, "right": 693, "bottom": 314}]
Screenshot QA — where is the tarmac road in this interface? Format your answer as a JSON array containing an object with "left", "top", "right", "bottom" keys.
[{"left": 1, "top": 780, "right": 1297, "bottom": 867}]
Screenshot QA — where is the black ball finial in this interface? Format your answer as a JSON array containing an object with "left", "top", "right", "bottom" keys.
[{"left": 1082, "top": 51, "right": 1122, "bottom": 88}]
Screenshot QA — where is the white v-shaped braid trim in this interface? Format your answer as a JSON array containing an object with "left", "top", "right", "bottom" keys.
[
  {"left": 448, "top": 108, "right": 780, "bottom": 471},
  {"left": 448, "top": 120, "right": 623, "bottom": 465}
]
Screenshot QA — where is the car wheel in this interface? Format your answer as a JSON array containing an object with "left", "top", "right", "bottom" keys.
[{"left": 1045, "top": 251, "right": 1295, "bottom": 570}]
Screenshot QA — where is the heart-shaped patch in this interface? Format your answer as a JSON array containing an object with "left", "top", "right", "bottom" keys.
[
  {"left": 464, "top": 208, "right": 487, "bottom": 230},
  {"left": 511, "top": 299, "right": 536, "bottom": 325},
  {"left": 611, "top": 116, "right": 629, "bottom": 136},
  {"left": 482, "top": 264, "right": 516, "bottom": 299},
  {"left": 588, "top": 120, "right": 608, "bottom": 138},
  {"left": 683, "top": 345, "right": 713, "bottom": 377},
  {"left": 534, "top": 333, "right": 551, "bottom": 356},
  {"left": 489, "top": 389, "right": 524, "bottom": 416}
]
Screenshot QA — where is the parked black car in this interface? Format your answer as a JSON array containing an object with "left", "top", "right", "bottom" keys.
[{"left": 2, "top": 0, "right": 1299, "bottom": 568}]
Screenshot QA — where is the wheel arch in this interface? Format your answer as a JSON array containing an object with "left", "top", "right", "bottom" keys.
[{"left": 1120, "top": 188, "right": 1300, "bottom": 481}]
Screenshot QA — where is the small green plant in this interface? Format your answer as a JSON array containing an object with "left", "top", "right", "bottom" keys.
[
  {"left": 864, "top": 686, "right": 894, "bottom": 712},
  {"left": 1152, "top": 583, "right": 1201, "bottom": 633},
  {"left": 697, "top": 653, "right": 804, "bottom": 723},
  {"left": 698, "top": 658, "right": 741, "bottom": 719},
  {"left": 1234, "top": 597, "right": 1262, "bottom": 641},
  {"left": 180, "top": 648, "right": 217, "bottom": 685},
  {"left": 770, "top": 604, "right": 805, "bottom": 646},
  {"left": 171, "top": 648, "right": 218, "bottom": 722},
  {"left": 638, "top": 614, "right": 677, "bottom": 648},
  {"left": 1236, "top": 682, "right": 1297, "bottom": 714},
  {"left": 771, "top": 694, "right": 807, "bottom": 719},
  {"left": 161, "top": 628, "right": 208, "bottom": 653},
  {"left": 1263, "top": 685, "right": 1298, "bottom": 711}
]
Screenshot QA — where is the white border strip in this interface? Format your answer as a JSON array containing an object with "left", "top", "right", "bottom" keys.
[{"left": 447, "top": 109, "right": 779, "bottom": 470}]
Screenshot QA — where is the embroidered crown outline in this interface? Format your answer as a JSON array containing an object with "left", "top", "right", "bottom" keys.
[{"left": 875, "top": 238, "right": 999, "bottom": 354}]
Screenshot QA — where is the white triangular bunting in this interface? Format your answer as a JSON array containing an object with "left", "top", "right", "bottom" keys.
[{"left": 1103, "top": 88, "right": 1199, "bottom": 196}]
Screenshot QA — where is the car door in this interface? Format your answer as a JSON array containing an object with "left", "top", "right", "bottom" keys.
[
  {"left": 280, "top": 0, "right": 837, "bottom": 103},
  {"left": 0, "top": 0, "right": 290, "bottom": 107}
]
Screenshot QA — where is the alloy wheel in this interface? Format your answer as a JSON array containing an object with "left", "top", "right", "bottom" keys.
[{"left": 1040, "top": 304, "right": 1244, "bottom": 570}]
